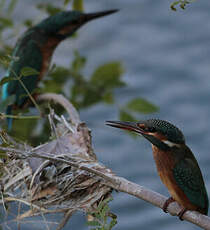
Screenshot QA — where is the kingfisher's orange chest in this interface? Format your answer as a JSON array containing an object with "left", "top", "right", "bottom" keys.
[
  {"left": 39, "top": 37, "right": 60, "bottom": 80},
  {"left": 152, "top": 145, "right": 176, "bottom": 186},
  {"left": 152, "top": 145, "right": 197, "bottom": 210}
]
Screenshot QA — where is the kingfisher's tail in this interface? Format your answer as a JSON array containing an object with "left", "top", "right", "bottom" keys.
[{"left": 6, "top": 105, "right": 13, "bottom": 131}]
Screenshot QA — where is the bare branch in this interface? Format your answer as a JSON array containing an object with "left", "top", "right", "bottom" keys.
[
  {"left": 1, "top": 94, "right": 210, "bottom": 229},
  {"left": 56, "top": 210, "right": 74, "bottom": 230},
  {"left": 38, "top": 93, "right": 81, "bottom": 125},
  {"left": 13, "top": 150, "right": 210, "bottom": 229}
]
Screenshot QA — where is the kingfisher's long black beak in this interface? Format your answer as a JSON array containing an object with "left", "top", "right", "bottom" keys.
[
  {"left": 106, "top": 120, "right": 171, "bottom": 151},
  {"left": 85, "top": 9, "right": 119, "bottom": 22},
  {"left": 106, "top": 121, "right": 145, "bottom": 135}
]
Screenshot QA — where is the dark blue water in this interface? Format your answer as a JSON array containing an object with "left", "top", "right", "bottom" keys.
[{"left": 2, "top": 0, "right": 210, "bottom": 229}]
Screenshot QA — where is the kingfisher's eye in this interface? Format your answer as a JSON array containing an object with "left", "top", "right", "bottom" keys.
[
  {"left": 138, "top": 124, "right": 156, "bottom": 132},
  {"left": 144, "top": 127, "right": 156, "bottom": 132}
]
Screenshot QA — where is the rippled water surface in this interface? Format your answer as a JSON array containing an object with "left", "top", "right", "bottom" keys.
[{"left": 2, "top": 1, "right": 210, "bottom": 229}]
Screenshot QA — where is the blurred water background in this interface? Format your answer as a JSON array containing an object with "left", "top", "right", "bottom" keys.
[{"left": 1, "top": 0, "right": 210, "bottom": 229}]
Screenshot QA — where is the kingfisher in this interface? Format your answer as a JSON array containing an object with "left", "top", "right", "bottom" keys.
[
  {"left": 1, "top": 9, "right": 118, "bottom": 129},
  {"left": 106, "top": 119, "right": 209, "bottom": 219}
]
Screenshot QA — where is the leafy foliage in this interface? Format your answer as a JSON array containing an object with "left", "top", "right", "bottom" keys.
[
  {"left": 73, "top": 0, "right": 84, "bottom": 11},
  {"left": 20, "top": 67, "right": 40, "bottom": 77},
  {"left": 71, "top": 56, "right": 125, "bottom": 108},
  {"left": 0, "top": 0, "right": 158, "bottom": 144},
  {"left": 42, "top": 51, "right": 125, "bottom": 110},
  {"left": 119, "top": 97, "right": 158, "bottom": 126},
  {"left": 0, "top": 0, "right": 180, "bottom": 228},
  {"left": 87, "top": 197, "right": 117, "bottom": 230},
  {"left": 119, "top": 109, "right": 137, "bottom": 122},
  {"left": 170, "top": 0, "right": 195, "bottom": 11},
  {"left": 126, "top": 98, "right": 158, "bottom": 114},
  {"left": 0, "top": 76, "right": 15, "bottom": 86}
]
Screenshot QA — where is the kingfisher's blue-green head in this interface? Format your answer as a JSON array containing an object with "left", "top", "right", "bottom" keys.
[
  {"left": 106, "top": 119, "right": 185, "bottom": 151},
  {"left": 35, "top": 10, "right": 118, "bottom": 40}
]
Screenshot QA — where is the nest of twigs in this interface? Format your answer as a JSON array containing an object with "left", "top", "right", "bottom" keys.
[{"left": 0, "top": 94, "right": 113, "bottom": 229}]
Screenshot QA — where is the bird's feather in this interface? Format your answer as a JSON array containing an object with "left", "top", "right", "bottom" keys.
[
  {"left": 6, "top": 37, "right": 43, "bottom": 107},
  {"left": 173, "top": 157, "right": 209, "bottom": 214}
]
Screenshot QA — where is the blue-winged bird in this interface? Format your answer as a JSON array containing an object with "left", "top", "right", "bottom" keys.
[
  {"left": 106, "top": 119, "right": 209, "bottom": 219},
  {"left": 1, "top": 9, "right": 118, "bottom": 129}
]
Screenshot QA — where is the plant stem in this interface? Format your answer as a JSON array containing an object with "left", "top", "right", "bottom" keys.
[
  {"left": 17, "top": 76, "right": 41, "bottom": 113},
  {"left": 2, "top": 114, "right": 40, "bottom": 119},
  {"left": 11, "top": 69, "right": 41, "bottom": 114}
]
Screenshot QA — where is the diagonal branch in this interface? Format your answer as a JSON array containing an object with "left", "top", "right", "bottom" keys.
[
  {"left": 1, "top": 94, "right": 209, "bottom": 230},
  {"left": 18, "top": 150, "right": 210, "bottom": 230},
  {"left": 55, "top": 209, "right": 74, "bottom": 230}
]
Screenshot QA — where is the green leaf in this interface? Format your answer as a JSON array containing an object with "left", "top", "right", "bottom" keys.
[
  {"left": 101, "top": 205, "right": 109, "bottom": 218},
  {"left": 73, "top": 0, "right": 84, "bottom": 11},
  {"left": 0, "top": 17, "right": 13, "bottom": 27},
  {"left": 0, "top": 55, "right": 16, "bottom": 68},
  {"left": 42, "top": 80, "right": 63, "bottom": 94},
  {"left": 92, "top": 212, "right": 101, "bottom": 220},
  {"left": 119, "top": 110, "right": 137, "bottom": 122},
  {"left": 20, "top": 67, "right": 39, "bottom": 77},
  {"left": 119, "top": 110, "right": 138, "bottom": 138},
  {"left": 97, "top": 197, "right": 112, "bottom": 211},
  {"left": 109, "top": 219, "right": 117, "bottom": 230},
  {"left": 170, "top": 1, "right": 179, "bottom": 11},
  {"left": 90, "top": 62, "right": 125, "bottom": 89},
  {"left": 71, "top": 51, "right": 86, "bottom": 73},
  {"left": 12, "top": 117, "right": 37, "bottom": 140},
  {"left": 0, "top": 76, "right": 15, "bottom": 86},
  {"left": 126, "top": 98, "right": 158, "bottom": 114},
  {"left": 79, "top": 86, "right": 102, "bottom": 108},
  {"left": 102, "top": 91, "right": 114, "bottom": 104},
  {"left": 170, "top": 0, "right": 193, "bottom": 11},
  {"left": 63, "top": 0, "right": 72, "bottom": 7},
  {"left": 24, "top": 19, "right": 33, "bottom": 27},
  {"left": 8, "top": 0, "right": 17, "bottom": 14},
  {"left": 36, "top": 4, "right": 61, "bottom": 15},
  {"left": 180, "top": 2, "right": 187, "bottom": 9},
  {"left": 49, "top": 66, "right": 70, "bottom": 82},
  {"left": 87, "top": 221, "right": 100, "bottom": 226}
]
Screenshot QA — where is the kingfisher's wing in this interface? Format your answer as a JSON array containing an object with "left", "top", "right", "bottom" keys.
[
  {"left": 173, "top": 156, "right": 209, "bottom": 214},
  {"left": 6, "top": 38, "right": 43, "bottom": 107}
]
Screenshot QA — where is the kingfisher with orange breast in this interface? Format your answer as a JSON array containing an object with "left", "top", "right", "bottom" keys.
[
  {"left": 106, "top": 119, "right": 209, "bottom": 219},
  {"left": 1, "top": 9, "right": 118, "bottom": 129}
]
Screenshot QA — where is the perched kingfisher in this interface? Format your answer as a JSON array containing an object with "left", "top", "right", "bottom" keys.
[
  {"left": 106, "top": 119, "right": 209, "bottom": 219},
  {"left": 1, "top": 9, "right": 118, "bottom": 129}
]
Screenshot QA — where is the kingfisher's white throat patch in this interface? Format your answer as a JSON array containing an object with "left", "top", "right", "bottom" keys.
[{"left": 162, "top": 140, "right": 180, "bottom": 147}]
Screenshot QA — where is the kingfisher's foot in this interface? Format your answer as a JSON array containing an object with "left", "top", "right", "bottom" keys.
[
  {"left": 162, "top": 197, "right": 175, "bottom": 213},
  {"left": 178, "top": 208, "right": 187, "bottom": 221}
]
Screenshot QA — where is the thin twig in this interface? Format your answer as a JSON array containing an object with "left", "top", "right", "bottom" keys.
[
  {"left": 40, "top": 211, "right": 50, "bottom": 230},
  {"left": 29, "top": 152, "right": 116, "bottom": 185},
  {"left": 16, "top": 209, "right": 69, "bottom": 220},
  {"left": 1, "top": 92, "right": 210, "bottom": 229},
  {"left": 1, "top": 138, "right": 210, "bottom": 228},
  {"left": 2, "top": 114, "right": 40, "bottom": 120},
  {"left": 38, "top": 93, "right": 81, "bottom": 125},
  {"left": 0, "top": 197, "right": 48, "bottom": 212},
  {"left": 56, "top": 209, "right": 74, "bottom": 230},
  {"left": 24, "top": 151, "right": 210, "bottom": 230},
  {"left": 11, "top": 69, "right": 41, "bottom": 114}
]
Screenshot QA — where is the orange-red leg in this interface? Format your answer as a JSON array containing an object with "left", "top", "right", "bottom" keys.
[
  {"left": 163, "top": 197, "right": 187, "bottom": 221},
  {"left": 178, "top": 208, "right": 187, "bottom": 221},
  {"left": 162, "top": 197, "right": 175, "bottom": 213}
]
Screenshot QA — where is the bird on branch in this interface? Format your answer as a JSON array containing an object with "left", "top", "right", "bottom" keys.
[
  {"left": 106, "top": 119, "right": 209, "bottom": 220},
  {"left": 2, "top": 9, "right": 118, "bottom": 129}
]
